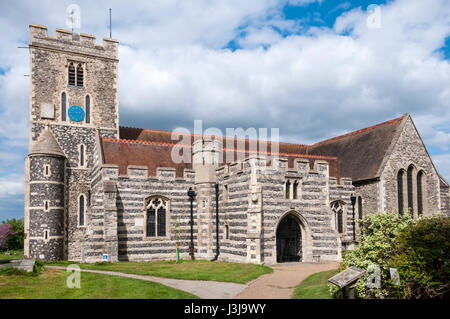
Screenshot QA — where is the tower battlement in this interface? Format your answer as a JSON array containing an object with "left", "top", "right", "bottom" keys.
[{"left": 29, "top": 24, "right": 118, "bottom": 60}]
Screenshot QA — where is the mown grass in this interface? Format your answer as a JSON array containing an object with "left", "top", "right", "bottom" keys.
[
  {"left": 0, "top": 268, "right": 198, "bottom": 299},
  {"left": 0, "top": 250, "right": 24, "bottom": 261},
  {"left": 291, "top": 269, "right": 339, "bottom": 299},
  {"left": 47, "top": 259, "right": 273, "bottom": 284}
]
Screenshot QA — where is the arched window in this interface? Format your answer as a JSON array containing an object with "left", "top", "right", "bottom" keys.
[
  {"left": 79, "top": 144, "right": 85, "bottom": 167},
  {"left": 68, "top": 63, "right": 75, "bottom": 86},
  {"left": 417, "top": 171, "right": 424, "bottom": 216},
  {"left": 358, "top": 196, "right": 363, "bottom": 220},
  {"left": 76, "top": 64, "right": 84, "bottom": 87},
  {"left": 293, "top": 181, "right": 298, "bottom": 200},
  {"left": 225, "top": 224, "right": 229, "bottom": 240},
  {"left": 285, "top": 180, "right": 290, "bottom": 199},
  {"left": 85, "top": 95, "right": 90, "bottom": 124},
  {"left": 407, "top": 165, "right": 414, "bottom": 217},
  {"left": 146, "top": 196, "right": 169, "bottom": 237},
  {"left": 397, "top": 170, "right": 404, "bottom": 215},
  {"left": 79, "top": 195, "right": 85, "bottom": 226},
  {"left": 61, "top": 92, "right": 66, "bottom": 121},
  {"left": 331, "top": 201, "right": 344, "bottom": 234}
]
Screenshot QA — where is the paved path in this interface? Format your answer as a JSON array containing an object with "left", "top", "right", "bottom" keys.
[
  {"left": 46, "top": 266, "right": 247, "bottom": 299},
  {"left": 234, "top": 262, "right": 340, "bottom": 299},
  {"left": 48, "top": 262, "right": 339, "bottom": 299}
]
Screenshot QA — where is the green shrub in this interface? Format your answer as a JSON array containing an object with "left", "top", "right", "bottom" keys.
[
  {"left": 390, "top": 216, "right": 450, "bottom": 299},
  {"left": 329, "top": 212, "right": 414, "bottom": 299},
  {"left": 330, "top": 212, "right": 450, "bottom": 299}
]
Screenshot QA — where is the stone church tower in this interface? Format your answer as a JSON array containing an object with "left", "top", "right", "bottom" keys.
[{"left": 24, "top": 24, "right": 119, "bottom": 260}]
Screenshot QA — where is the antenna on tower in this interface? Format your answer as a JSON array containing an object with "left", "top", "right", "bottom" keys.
[{"left": 109, "top": 8, "right": 112, "bottom": 38}]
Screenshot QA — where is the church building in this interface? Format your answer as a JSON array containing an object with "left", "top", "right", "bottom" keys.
[{"left": 24, "top": 24, "right": 450, "bottom": 263}]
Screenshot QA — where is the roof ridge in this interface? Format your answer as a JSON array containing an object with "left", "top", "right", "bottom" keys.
[
  {"left": 119, "top": 126, "right": 310, "bottom": 148},
  {"left": 103, "top": 137, "right": 335, "bottom": 159},
  {"left": 102, "top": 137, "right": 191, "bottom": 147},
  {"left": 312, "top": 115, "right": 405, "bottom": 147}
]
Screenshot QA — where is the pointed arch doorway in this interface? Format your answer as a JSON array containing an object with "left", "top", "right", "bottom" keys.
[{"left": 276, "top": 214, "right": 302, "bottom": 262}]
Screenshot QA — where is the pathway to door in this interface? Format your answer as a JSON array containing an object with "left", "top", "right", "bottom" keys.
[
  {"left": 235, "top": 262, "right": 340, "bottom": 299},
  {"left": 47, "top": 262, "right": 340, "bottom": 299}
]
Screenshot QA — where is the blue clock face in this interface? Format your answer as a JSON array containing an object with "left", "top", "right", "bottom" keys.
[{"left": 68, "top": 105, "right": 85, "bottom": 122}]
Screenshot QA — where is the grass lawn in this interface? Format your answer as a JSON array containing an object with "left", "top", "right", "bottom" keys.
[
  {"left": 291, "top": 269, "right": 339, "bottom": 299},
  {"left": 0, "top": 250, "right": 24, "bottom": 261},
  {"left": 0, "top": 268, "right": 198, "bottom": 299},
  {"left": 47, "top": 259, "right": 272, "bottom": 284}
]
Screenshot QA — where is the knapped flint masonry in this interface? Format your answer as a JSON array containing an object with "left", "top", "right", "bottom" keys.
[{"left": 24, "top": 24, "right": 450, "bottom": 263}]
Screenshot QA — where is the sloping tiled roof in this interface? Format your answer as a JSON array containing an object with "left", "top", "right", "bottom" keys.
[
  {"left": 101, "top": 138, "right": 192, "bottom": 178},
  {"left": 102, "top": 136, "right": 340, "bottom": 179},
  {"left": 29, "top": 129, "right": 65, "bottom": 157},
  {"left": 105, "top": 115, "right": 406, "bottom": 180},
  {"left": 307, "top": 116, "right": 405, "bottom": 182}
]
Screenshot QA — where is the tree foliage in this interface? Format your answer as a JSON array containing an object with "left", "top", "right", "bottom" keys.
[{"left": 1, "top": 219, "right": 24, "bottom": 250}]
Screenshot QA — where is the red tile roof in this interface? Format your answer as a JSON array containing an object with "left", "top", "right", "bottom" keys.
[{"left": 100, "top": 115, "right": 407, "bottom": 181}]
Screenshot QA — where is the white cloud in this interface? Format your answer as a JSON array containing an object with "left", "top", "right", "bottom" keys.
[
  {"left": 0, "top": 0, "right": 449, "bottom": 196},
  {"left": 0, "top": 175, "right": 24, "bottom": 198}
]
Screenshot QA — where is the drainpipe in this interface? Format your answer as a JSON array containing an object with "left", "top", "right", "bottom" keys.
[{"left": 211, "top": 183, "right": 220, "bottom": 261}]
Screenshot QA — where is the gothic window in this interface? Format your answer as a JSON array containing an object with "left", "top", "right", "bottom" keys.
[
  {"left": 87, "top": 190, "right": 91, "bottom": 207},
  {"left": 79, "top": 144, "right": 85, "bottom": 167},
  {"left": 397, "top": 170, "right": 404, "bottom": 215},
  {"left": 358, "top": 196, "right": 363, "bottom": 220},
  {"left": 146, "top": 196, "right": 169, "bottom": 238},
  {"left": 293, "top": 181, "right": 298, "bottom": 200},
  {"left": 285, "top": 180, "right": 290, "bottom": 199},
  {"left": 79, "top": 195, "right": 85, "bottom": 226},
  {"left": 76, "top": 64, "right": 84, "bottom": 87},
  {"left": 85, "top": 95, "right": 90, "bottom": 124},
  {"left": 331, "top": 201, "right": 344, "bottom": 234},
  {"left": 407, "top": 165, "right": 414, "bottom": 217},
  {"left": 417, "top": 171, "right": 424, "bottom": 216},
  {"left": 61, "top": 92, "right": 66, "bottom": 121},
  {"left": 68, "top": 63, "right": 75, "bottom": 86}
]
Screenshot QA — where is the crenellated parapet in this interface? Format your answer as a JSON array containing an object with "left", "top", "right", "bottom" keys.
[{"left": 29, "top": 24, "right": 118, "bottom": 61}]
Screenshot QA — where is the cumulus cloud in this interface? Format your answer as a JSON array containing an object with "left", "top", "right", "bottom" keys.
[{"left": 0, "top": 0, "right": 449, "bottom": 219}]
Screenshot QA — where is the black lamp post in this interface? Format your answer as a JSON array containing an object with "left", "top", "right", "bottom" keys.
[
  {"left": 350, "top": 193, "right": 356, "bottom": 241},
  {"left": 187, "top": 187, "right": 196, "bottom": 260}
]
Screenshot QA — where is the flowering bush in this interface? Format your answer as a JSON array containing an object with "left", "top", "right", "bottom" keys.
[{"left": 0, "top": 223, "right": 17, "bottom": 250}]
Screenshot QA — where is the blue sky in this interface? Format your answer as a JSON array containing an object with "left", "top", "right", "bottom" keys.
[{"left": 0, "top": 0, "right": 449, "bottom": 221}]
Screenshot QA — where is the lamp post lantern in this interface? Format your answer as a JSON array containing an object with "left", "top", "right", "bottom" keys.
[
  {"left": 187, "top": 187, "right": 196, "bottom": 260},
  {"left": 350, "top": 193, "right": 356, "bottom": 241}
]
